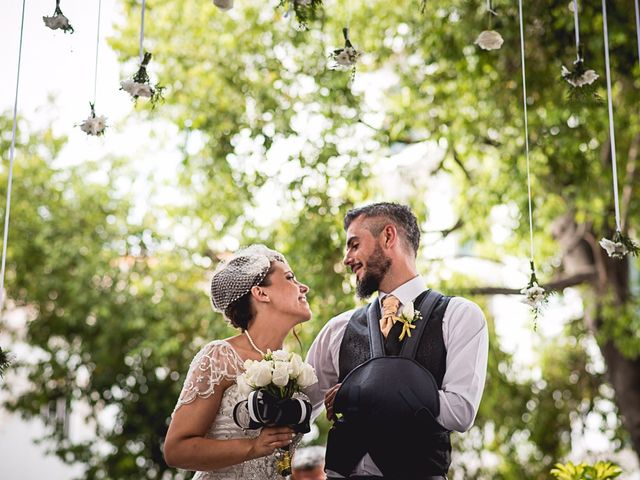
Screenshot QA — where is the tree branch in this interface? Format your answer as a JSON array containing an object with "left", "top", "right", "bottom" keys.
[{"left": 464, "top": 270, "right": 597, "bottom": 295}]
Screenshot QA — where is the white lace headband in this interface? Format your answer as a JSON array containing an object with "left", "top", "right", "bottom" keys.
[{"left": 210, "top": 244, "right": 285, "bottom": 313}]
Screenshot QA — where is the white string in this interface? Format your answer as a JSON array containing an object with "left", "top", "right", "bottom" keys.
[
  {"left": 93, "top": 0, "right": 103, "bottom": 104},
  {"left": 517, "top": 0, "right": 535, "bottom": 262},
  {"left": 635, "top": 0, "right": 640, "bottom": 71},
  {"left": 573, "top": 0, "right": 581, "bottom": 60},
  {"left": 139, "top": 0, "right": 146, "bottom": 64},
  {"left": 601, "top": 0, "right": 621, "bottom": 232},
  {"left": 0, "top": 0, "right": 27, "bottom": 316}
]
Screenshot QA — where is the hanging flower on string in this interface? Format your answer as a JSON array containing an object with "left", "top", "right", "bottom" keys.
[
  {"left": 120, "top": 52, "right": 165, "bottom": 107},
  {"left": 561, "top": 54, "right": 600, "bottom": 102},
  {"left": 43, "top": 0, "right": 74, "bottom": 34},
  {"left": 474, "top": 0, "right": 503, "bottom": 51},
  {"left": 79, "top": 103, "right": 107, "bottom": 136},
  {"left": 599, "top": 230, "right": 640, "bottom": 260},
  {"left": 520, "top": 261, "right": 551, "bottom": 329},
  {"left": 561, "top": 1, "right": 600, "bottom": 102},
  {"left": 278, "top": 0, "right": 323, "bottom": 30},
  {"left": 329, "top": 27, "right": 362, "bottom": 82}
]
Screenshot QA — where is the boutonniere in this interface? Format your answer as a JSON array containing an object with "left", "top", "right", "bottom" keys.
[{"left": 398, "top": 301, "right": 422, "bottom": 341}]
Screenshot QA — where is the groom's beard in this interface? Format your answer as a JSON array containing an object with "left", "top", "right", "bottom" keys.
[{"left": 356, "top": 244, "right": 391, "bottom": 299}]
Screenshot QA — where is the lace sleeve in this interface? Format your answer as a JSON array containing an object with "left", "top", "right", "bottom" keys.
[{"left": 173, "top": 340, "right": 243, "bottom": 413}]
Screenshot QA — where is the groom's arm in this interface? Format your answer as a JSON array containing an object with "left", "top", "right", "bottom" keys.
[
  {"left": 437, "top": 297, "right": 489, "bottom": 432},
  {"left": 304, "top": 310, "right": 353, "bottom": 421}
]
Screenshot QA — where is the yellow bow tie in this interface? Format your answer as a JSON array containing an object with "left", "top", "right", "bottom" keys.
[{"left": 380, "top": 294, "right": 401, "bottom": 338}]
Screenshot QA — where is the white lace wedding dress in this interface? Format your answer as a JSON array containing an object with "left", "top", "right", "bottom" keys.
[{"left": 173, "top": 340, "right": 281, "bottom": 480}]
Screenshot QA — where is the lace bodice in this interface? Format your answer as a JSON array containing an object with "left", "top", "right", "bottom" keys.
[{"left": 173, "top": 340, "right": 280, "bottom": 480}]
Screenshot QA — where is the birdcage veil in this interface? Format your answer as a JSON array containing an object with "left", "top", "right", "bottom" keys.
[{"left": 210, "top": 244, "right": 285, "bottom": 314}]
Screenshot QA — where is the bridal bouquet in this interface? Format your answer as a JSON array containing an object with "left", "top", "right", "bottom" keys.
[{"left": 236, "top": 350, "right": 318, "bottom": 476}]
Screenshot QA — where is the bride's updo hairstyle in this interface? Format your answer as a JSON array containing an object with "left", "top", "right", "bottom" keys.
[{"left": 210, "top": 245, "right": 286, "bottom": 330}]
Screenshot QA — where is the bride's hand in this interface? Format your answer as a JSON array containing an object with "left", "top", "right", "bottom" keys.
[{"left": 247, "top": 426, "right": 295, "bottom": 459}]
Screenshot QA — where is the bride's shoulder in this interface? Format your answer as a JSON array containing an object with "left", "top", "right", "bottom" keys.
[{"left": 188, "top": 339, "right": 244, "bottom": 372}]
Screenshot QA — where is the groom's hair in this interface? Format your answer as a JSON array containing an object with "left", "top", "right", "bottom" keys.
[{"left": 344, "top": 202, "right": 420, "bottom": 256}]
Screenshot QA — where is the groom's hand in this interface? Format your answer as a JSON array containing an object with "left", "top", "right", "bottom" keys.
[{"left": 324, "top": 383, "right": 341, "bottom": 421}]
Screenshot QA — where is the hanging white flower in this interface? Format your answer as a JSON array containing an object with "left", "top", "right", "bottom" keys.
[
  {"left": 43, "top": 1, "right": 74, "bottom": 34},
  {"left": 474, "top": 30, "right": 504, "bottom": 50},
  {"left": 561, "top": 64, "right": 598, "bottom": 87},
  {"left": 80, "top": 115, "right": 107, "bottom": 136},
  {"left": 520, "top": 282, "right": 547, "bottom": 309},
  {"left": 599, "top": 238, "right": 628, "bottom": 259},
  {"left": 296, "top": 0, "right": 312, "bottom": 6},
  {"left": 43, "top": 14, "right": 73, "bottom": 32},
  {"left": 78, "top": 103, "right": 107, "bottom": 136},
  {"left": 120, "top": 52, "right": 165, "bottom": 107},
  {"left": 120, "top": 80, "right": 153, "bottom": 99},
  {"left": 599, "top": 230, "right": 639, "bottom": 259},
  {"left": 329, "top": 27, "right": 362, "bottom": 80},
  {"left": 213, "top": 0, "right": 233, "bottom": 11}
]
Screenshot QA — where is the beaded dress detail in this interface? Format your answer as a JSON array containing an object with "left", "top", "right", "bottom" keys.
[{"left": 173, "top": 340, "right": 279, "bottom": 480}]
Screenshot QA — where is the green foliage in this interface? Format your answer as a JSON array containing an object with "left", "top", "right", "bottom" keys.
[
  {"left": 3, "top": 0, "right": 640, "bottom": 477},
  {"left": 550, "top": 461, "right": 623, "bottom": 480}
]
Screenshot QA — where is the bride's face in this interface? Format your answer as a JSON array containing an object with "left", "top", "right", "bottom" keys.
[{"left": 262, "top": 261, "right": 311, "bottom": 323}]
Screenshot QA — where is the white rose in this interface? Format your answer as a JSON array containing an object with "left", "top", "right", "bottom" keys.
[
  {"left": 213, "top": 0, "right": 234, "bottom": 10},
  {"left": 296, "top": 0, "right": 312, "bottom": 5},
  {"left": 474, "top": 30, "right": 504, "bottom": 51},
  {"left": 236, "top": 373, "right": 252, "bottom": 397},
  {"left": 402, "top": 301, "right": 415, "bottom": 321},
  {"left": 272, "top": 361, "right": 290, "bottom": 387},
  {"left": 288, "top": 353, "right": 303, "bottom": 378},
  {"left": 296, "top": 363, "right": 318, "bottom": 388},
  {"left": 271, "top": 350, "right": 291, "bottom": 362},
  {"left": 246, "top": 360, "right": 272, "bottom": 387}
]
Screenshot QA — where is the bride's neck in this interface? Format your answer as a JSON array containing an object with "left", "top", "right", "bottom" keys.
[{"left": 244, "top": 320, "right": 288, "bottom": 355}]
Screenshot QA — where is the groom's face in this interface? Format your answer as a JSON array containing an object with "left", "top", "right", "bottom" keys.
[{"left": 344, "top": 216, "right": 392, "bottom": 298}]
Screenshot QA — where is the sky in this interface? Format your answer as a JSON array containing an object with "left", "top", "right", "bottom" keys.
[{"left": 1, "top": 0, "right": 640, "bottom": 478}]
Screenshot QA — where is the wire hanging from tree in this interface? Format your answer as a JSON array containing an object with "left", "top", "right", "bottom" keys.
[
  {"left": 120, "top": 0, "right": 164, "bottom": 106},
  {"left": 79, "top": 0, "right": 107, "bottom": 136},
  {"left": 598, "top": 0, "right": 640, "bottom": 259},
  {"left": 516, "top": 0, "right": 550, "bottom": 328},
  {"left": 0, "top": 0, "right": 27, "bottom": 318}
]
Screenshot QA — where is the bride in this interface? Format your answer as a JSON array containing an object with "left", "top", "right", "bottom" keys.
[{"left": 164, "top": 245, "right": 312, "bottom": 479}]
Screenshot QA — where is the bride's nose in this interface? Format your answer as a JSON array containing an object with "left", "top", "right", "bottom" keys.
[{"left": 299, "top": 283, "right": 309, "bottom": 293}]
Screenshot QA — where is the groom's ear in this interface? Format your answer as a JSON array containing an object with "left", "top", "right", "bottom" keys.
[
  {"left": 381, "top": 224, "right": 398, "bottom": 249},
  {"left": 250, "top": 285, "right": 270, "bottom": 304}
]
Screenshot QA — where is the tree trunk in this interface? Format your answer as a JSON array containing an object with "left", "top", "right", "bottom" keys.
[{"left": 553, "top": 213, "right": 640, "bottom": 460}]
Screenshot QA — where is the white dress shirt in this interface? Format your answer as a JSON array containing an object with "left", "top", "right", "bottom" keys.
[{"left": 304, "top": 275, "right": 489, "bottom": 477}]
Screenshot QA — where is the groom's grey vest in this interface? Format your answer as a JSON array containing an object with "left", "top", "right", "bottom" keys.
[{"left": 328, "top": 289, "right": 452, "bottom": 479}]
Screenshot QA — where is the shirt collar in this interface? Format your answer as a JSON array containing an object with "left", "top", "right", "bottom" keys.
[{"left": 378, "top": 275, "right": 426, "bottom": 310}]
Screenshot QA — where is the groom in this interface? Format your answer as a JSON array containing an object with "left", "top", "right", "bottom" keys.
[{"left": 305, "top": 202, "right": 489, "bottom": 479}]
